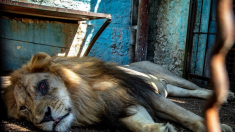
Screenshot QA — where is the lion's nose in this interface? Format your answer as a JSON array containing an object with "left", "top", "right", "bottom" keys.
[{"left": 40, "top": 107, "right": 54, "bottom": 123}]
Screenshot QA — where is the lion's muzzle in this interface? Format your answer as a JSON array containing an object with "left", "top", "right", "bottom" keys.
[
  {"left": 53, "top": 113, "right": 70, "bottom": 131},
  {"left": 39, "top": 106, "right": 71, "bottom": 131}
]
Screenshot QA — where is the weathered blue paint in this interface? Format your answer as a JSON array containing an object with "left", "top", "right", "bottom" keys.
[
  {"left": 1, "top": 38, "right": 63, "bottom": 71},
  {"left": 150, "top": 0, "right": 191, "bottom": 76},
  {"left": 84, "top": 0, "right": 132, "bottom": 64},
  {"left": 191, "top": 34, "right": 199, "bottom": 73},
  {"left": 82, "top": 25, "right": 132, "bottom": 64},
  {"left": 0, "top": 17, "right": 78, "bottom": 71},
  {"left": 1, "top": 18, "right": 77, "bottom": 47},
  {"left": 88, "top": 0, "right": 132, "bottom": 27},
  {"left": 190, "top": 0, "right": 211, "bottom": 75}
]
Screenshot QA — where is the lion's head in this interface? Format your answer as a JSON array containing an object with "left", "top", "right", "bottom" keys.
[{"left": 3, "top": 52, "right": 74, "bottom": 131}]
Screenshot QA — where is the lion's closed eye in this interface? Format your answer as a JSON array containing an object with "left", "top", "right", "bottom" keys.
[
  {"left": 19, "top": 105, "right": 29, "bottom": 116},
  {"left": 36, "top": 79, "right": 49, "bottom": 95},
  {"left": 20, "top": 106, "right": 27, "bottom": 111}
]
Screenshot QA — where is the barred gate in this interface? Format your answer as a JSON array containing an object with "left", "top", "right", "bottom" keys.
[{"left": 185, "top": 0, "right": 235, "bottom": 92}]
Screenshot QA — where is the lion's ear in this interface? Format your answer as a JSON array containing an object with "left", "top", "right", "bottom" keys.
[
  {"left": 3, "top": 85, "right": 20, "bottom": 119},
  {"left": 28, "top": 52, "right": 52, "bottom": 72}
]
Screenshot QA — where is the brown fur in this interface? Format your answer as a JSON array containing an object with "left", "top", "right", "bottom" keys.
[{"left": 3, "top": 52, "right": 157, "bottom": 130}]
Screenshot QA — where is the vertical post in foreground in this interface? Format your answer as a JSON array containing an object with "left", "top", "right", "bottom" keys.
[{"left": 205, "top": 0, "right": 235, "bottom": 132}]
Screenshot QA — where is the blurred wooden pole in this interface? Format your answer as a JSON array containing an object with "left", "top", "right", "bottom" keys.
[{"left": 205, "top": 0, "right": 235, "bottom": 132}]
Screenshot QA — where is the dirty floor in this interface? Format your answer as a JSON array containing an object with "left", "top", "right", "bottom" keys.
[{"left": 1, "top": 76, "right": 235, "bottom": 132}]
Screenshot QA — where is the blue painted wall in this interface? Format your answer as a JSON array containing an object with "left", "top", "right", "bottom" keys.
[{"left": 82, "top": 0, "right": 133, "bottom": 64}]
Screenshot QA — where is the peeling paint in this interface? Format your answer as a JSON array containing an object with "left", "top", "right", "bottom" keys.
[{"left": 86, "top": 0, "right": 132, "bottom": 64}]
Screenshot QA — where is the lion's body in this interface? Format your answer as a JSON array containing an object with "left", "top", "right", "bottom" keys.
[
  {"left": 3, "top": 52, "right": 234, "bottom": 132},
  {"left": 47, "top": 56, "right": 158, "bottom": 128}
]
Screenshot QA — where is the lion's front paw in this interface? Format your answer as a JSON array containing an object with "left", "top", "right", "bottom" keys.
[
  {"left": 224, "top": 91, "right": 235, "bottom": 104},
  {"left": 191, "top": 121, "right": 206, "bottom": 132},
  {"left": 191, "top": 122, "right": 233, "bottom": 132},
  {"left": 162, "top": 123, "right": 177, "bottom": 132},
  {"left": 143, "top": 123, "right": 176, "bottom": 132},
  {"left": 221, "top": 124, "right": 233, "bottom": 132},
  {"left": 228, "top": 91, "right": 235, "bottom": 101}
]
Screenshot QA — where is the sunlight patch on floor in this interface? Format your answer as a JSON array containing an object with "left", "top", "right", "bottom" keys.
[
  {"left": 168, "top": 98, "right": 185, "bottom": 104},
  {"left": 2, "top": 120, "right": 30, "bottom": 131}
]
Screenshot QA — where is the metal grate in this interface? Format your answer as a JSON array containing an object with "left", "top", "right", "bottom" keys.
[
  {"left": 226, "top": 45, "right": 235, "bottom": 87},
  {"left": 225, "top": 2, "right": 235, "bottom": 91}
]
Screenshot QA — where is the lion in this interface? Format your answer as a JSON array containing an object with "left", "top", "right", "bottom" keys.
[{"left": 3, "top": 52, "right": 234, "bottom": 132}]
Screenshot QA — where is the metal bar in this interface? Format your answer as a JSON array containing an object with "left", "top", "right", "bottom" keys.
[
  {"left": 202, "top": 0, "right": 213, "bottom": 78},
  {"left": 83, "top": 19, "right": 111, "bottom": 56},
  {"left": 188, "top": 73, "right": 210, "bottom": 81},
  {"left": 134, "top": 0, "right": 151, "bottom": 62},
  {"left": 184, "top": 0, "right": 196, "bottom": 79},
  {"left": 0, "top": 1, "right": 111, "bottom": 22},
  {"left": 193, "top": 32, "right": 219, "bottom": 35},
  {"left": 185, "top": 0, "right": 197, "bottom": 79},
  {"left": 195, "top": 0, "right": 204, "bottom": 75}
]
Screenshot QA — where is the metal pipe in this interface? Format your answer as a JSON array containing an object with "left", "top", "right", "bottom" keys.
[
  {"left": 135, "top": 0, "right": 151, "bottom": 62},
  {"left": 83, "top": 19, "right": 111, "bottom": 57},
  {"left": 193, "top": 32, "right": 219, "bottom": 35}
]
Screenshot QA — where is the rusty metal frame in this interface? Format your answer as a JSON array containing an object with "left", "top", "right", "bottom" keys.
[
  {"left": 0, "top": 0, "right": 111, "bottom": 56},
  {"left": 83, "top": 19, "right": 111, "bottom": 56},
  {"left": 134, "top": 0, "right": 151, "bottom": 62}
]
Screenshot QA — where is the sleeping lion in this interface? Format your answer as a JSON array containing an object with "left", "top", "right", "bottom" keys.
[{"left": 3, "top": 52, "right": 234, "bottom": 132}]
